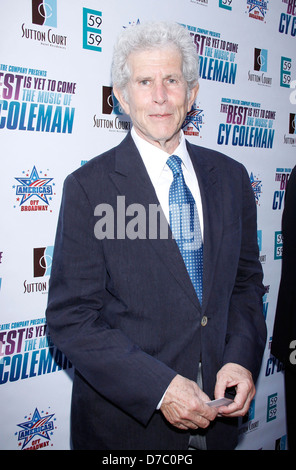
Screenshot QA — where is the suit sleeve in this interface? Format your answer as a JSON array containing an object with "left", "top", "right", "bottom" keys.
[
  {"left": 222, "top": 165, "right": 267, "bottom": 382},
  {"left": 46, "top": 173, "right": 176, "bottom": 425}
]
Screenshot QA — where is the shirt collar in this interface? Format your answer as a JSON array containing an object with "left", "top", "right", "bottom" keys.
[{"left": 131, "top": 127, "right": 190, "bottom": 184}]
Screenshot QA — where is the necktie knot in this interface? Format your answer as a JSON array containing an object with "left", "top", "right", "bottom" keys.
[{"left": 166, "top": 155, "right": 183, "bottom": 177}]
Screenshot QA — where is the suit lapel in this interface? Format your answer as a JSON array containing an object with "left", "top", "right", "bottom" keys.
[
  {"left": 187, "top": 143, "right": 223, "bottom": 313},
  {"left": 109, "top": 133, "right": 201, "bottom": 310}
]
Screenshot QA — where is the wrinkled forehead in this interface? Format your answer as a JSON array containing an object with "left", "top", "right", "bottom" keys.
[{"left": 126, "top": 45, "right": 183, "bottom": 78}]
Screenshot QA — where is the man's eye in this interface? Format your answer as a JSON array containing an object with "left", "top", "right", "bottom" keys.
[{"left": 140, "top": 80, "right": 150, "bottom": 85}]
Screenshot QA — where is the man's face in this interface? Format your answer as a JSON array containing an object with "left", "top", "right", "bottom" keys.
[{"left": 114, "top": 46, "right": 199, "bottom": 154}]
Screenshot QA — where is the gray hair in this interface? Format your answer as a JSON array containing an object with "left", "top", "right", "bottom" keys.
[{"left": 111, "top": 21, "right": 199, "bottom": 99}]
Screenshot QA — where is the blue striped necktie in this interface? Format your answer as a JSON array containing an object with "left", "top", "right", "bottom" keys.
[{"left": 167, "top": 155, "right": 203, "bottom": 304}]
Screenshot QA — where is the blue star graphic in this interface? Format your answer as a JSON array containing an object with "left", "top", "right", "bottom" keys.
[
  {"left": 250, "top": 172, "right": 262, "bottom": 202},
  {"left": 17, "top": 408, "right": 55, "bottom": 450},
  {"left": 182, "top": 107, "right": 203, "bottom": 132},
  {"left": 247, "top": 0, "right": 268, "bottom": 17},
  {"left": 14, "top": 166, "right": 53, "bottom": 206}
]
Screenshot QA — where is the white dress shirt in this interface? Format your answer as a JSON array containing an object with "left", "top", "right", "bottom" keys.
[{"left": 131, "top": 127, "right": 204, "bottom": 238}]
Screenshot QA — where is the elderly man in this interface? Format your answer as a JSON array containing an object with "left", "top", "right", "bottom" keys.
[{"left": 46, "top": 22, "right": 266, "bottom": 450}]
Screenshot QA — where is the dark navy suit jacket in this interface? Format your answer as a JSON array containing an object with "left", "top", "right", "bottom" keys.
[
  {"left": 272, "top": 166, "right": 296, "bottom": 369},
  {"left": 46, "top": 132, "right": 266, "bottom": 450}
]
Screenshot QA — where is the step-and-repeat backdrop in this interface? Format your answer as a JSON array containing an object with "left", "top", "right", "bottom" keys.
[{"left": 0, "top": 0, "right": 295, "bottom": 451}]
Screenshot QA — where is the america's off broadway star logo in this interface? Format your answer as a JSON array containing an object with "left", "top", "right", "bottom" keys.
[
  {"left": 13, "top": 166, "right": 55, "bottom": 212},
  {"left": 250, "top": 172, "right": 262, "bottom": 205},
  {"left": 16, "top": 407, "right": 56, "bottom": 450},
  {"left": 182, "top": 104, "right": 204, "bottom": 137},
  {"left": 246, "top": 0, "right": 269, "bottom": 21}
]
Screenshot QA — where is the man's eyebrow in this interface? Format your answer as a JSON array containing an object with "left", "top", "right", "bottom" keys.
[
  {"left": 135, "top": 75, "right": 153, "bottom": 81},
  {"left": 134, "top": 73, "right": 181, "bottom": 81}
]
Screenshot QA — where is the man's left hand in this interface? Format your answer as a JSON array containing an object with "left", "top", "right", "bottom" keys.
[{"left": 213, "top": 363, "right": 255, "bottom": 417}]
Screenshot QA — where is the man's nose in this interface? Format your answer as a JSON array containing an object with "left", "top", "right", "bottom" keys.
[{"left": 152, "top": 82, "right": 167, "bottom": 104}]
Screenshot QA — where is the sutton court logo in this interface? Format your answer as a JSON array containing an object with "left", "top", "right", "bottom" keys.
[
  {"left": 21, "top": 0, "right": 67, "bottom": 49},
  {"left": 32, "top": 0, "right": 57, "bottom": 27}
]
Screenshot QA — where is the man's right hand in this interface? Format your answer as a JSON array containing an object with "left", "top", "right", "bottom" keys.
[{"left": 160, "top": 374, "right": 218, "bottom": 430}]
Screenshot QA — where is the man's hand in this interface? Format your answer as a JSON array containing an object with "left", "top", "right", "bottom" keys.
[
  {"left": 160, "top": 374, "right": 218, "bottom": 430},
  {"left": 214, "top": 363, "right": 255, "bottom": 417}
]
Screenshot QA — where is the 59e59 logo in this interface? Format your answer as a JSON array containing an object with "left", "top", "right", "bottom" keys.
[{"left": 83, "top": 8, "right": 102, "bottom": 52}]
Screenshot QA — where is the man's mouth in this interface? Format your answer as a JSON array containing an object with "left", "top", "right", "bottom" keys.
[{"left": 150, "top": 113, "right": 172, "bottom": 119}]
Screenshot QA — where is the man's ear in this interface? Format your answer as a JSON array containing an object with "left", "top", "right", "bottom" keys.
[
  {"left": 113, "top": 86, "right": 130, "bottom": 115},
  {"left": 187, "top": 82, "right": 199, "bottom": 112}
]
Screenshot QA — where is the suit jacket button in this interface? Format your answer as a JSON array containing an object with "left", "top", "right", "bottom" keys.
[{"left": 201, "top": 316, "right": 208, "bottom": 327}]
